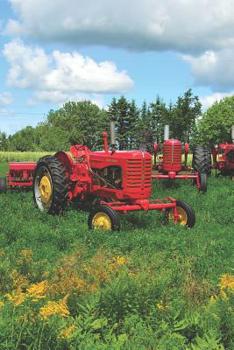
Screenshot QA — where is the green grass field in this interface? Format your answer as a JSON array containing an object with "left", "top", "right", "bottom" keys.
[{"left": 0, "top": 158, "right": 233, "bottom": 349}]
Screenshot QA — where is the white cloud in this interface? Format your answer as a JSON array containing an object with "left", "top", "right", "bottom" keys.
[
  {"left": 183, "top": 49, "right": 234, "bottom": 90},
  {"left": 5, "top": 0, "right": 234, "bottom": 53},
  {"left": 0, "top": 92, "right": 13, "bottom": 106},
  {"left": 3, "top": 40, "right": 133, "bottom": 104},
  {"left": 200, "top": 92, "right": 234, "bottom": 110},
  {"left": 5, "top": 0, "right": 234, "bottom": 92}
]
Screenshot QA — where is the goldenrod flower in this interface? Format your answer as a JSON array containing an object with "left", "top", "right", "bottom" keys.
[
  {"left": 219, "top": 274, "right": 234, "bottom": 291},
  {"left": 109, "top": 256, "right": 128, "bottom": 271},
  {"left": 115, "top": 256, "right": 128, "bottom": 266},
  {"left": 156, "top": 300, "right": 169, "bottom": 311},
  {"left": 6, "top": 292, "right": 25, "bottom": 306},
  {"left": 20, "top": 249, "right": 33, "bottom": 261},
  {"left": 210, "top": 295, "right": 218, "bottom": 304},
  {"left": 59, "top": 324, "right": 76, "bottom": 339},
  {"left": 39, "top": 295, "right": 70, "bottom": 319},
  {"left": 27, "top": 280, "right": 48, "bottom": 300}
]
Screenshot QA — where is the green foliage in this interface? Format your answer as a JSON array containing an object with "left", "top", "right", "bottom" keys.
[
  {"left": 198, "top": 96, "right": 234, "bottom": 145},
  {"left": 169, "top": 89, "right": 201, "bottom": 143}
]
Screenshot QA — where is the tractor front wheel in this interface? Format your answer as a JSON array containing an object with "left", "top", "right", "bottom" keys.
[
  {"left": 163, "top": 200, "right": 195, "bottom": 228},
  {"left": 33, "top": 156, "right": 68, "bottom": 214},
  {"left": 88, "top": 205, "right": 120, "bottom": 231}
]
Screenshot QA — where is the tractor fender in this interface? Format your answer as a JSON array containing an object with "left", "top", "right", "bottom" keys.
[{"left": 54, "top": 151, "right": 74, "bottom": 175}]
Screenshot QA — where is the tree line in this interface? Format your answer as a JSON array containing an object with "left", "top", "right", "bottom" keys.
[{"left": 1, "top": 89, "right": 234, "bottom": 152}]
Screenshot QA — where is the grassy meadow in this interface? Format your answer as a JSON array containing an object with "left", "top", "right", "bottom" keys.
[{"left": 0, "top": 155, "right": 233, "bottom": 349}]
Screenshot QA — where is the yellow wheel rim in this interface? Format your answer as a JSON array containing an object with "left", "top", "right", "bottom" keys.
[
  {"left": 176, "top": 207, "right": 188, "bottom": 225},
  {"left": 92, "top": 212, "right": 112, "bottom": 231},
  {"left": 39, "top": 175, "right": 52, "bottom": 204},
  {"left": 169, "top": 206, "right": 188, "bottom": 226}
]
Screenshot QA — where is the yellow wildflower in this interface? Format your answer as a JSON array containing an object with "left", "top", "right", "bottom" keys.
[
  {"left": 6, "top": 292, "right": 25, "bottom": 306},
  {"left": 109, "top": 256, "right": 128, "bottom": 271},
  {"left": 115, "top": 256, "right": 128, "bottom": 266},
  {"left": 27, "top": 280, "right": 48, "bottom": 300},
  {"left": 20, "top": 249, "right": 33, "bottom": 259},
  {"left": 59, "top": 324, "right": 76, "bottom": 339},
  {"left": 10, "top": 270, "right": 29, "bottom": 292},
  {"left": 0, "top": 301, "right": 4, "bottom": 309},
  {"left": 39, "top": 295, "right": 70, "bottom": 319},
  {"left": 210, "top": 295, "right": 218, "bottom": 304},
  {"left": 156, "top": 300, "right": 169, "bottom": 311},
  {"left": 219, "top": 274, "right": 234, "bottom": 290}
]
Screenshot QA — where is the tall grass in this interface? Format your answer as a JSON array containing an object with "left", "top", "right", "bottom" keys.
[
  {"left": 0, "top": 151, "right": 50, "bottom": 162},
  {"left": 0, "top": 159, "right": 233, "bottom": 348}
]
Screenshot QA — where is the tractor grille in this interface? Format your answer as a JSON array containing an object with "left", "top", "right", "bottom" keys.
[{"left": 126, "top": 158, "right": 152, "bottom": 190}]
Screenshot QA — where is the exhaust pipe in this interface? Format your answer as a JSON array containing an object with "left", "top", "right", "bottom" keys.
[
  {"left": 232, "top": 125, "right": 234, "bottom": 143},
  {"left": 110, "top": 120, "right": 116, "bottom": 146},
  {"left": 164, "top": 125, "right": 169, "bottom": 141}
]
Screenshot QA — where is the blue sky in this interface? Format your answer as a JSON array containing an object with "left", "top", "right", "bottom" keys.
[{"left": 0, "top": 0, "right": 233, "bottom": 134}]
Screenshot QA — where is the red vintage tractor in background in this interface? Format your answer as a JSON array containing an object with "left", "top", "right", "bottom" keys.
[
  {"left": 0, "top": 162, "right": 36, "bottom": 192},
  {"left": 151, "top": 126, "right": 210, "bottom": 192},
  {"left": 211, "top": 126, "right": 234, "bottom": 178},
  {"left": 32, "top": 122, "right": 195, "bottom": 230}
]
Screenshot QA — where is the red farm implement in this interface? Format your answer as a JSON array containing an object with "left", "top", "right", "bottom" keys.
[
  {"left": 152, "top": 126, "right": 210, "bottom": 193},
  {"left": 0, "top": 162, "right": 36, "bottom": 191},
  {"left": 32, "top": 122, "right": 195, "bottom": 230}
]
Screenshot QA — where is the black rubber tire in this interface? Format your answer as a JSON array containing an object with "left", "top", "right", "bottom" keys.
[
  {"left": 33, "top": 156, "right": 68, "bottom": 215},
  {"left": 0, "top": 177, "right": 7, "bottom": 193},
  {"left": 192, "top": 146, "right": 211, "bottom": 175},
  {"left": 88, "top": 205, "right": 120, "bottom": 231},
  {"left": 163, "top": 200, "right": 195, "bottom": 228},
  {"left": 199, "top": 173, "right": 207, "bottom": 193}
]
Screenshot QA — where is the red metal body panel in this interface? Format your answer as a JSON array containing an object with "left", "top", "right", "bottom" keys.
[
  {"left": 162, "top": 139, "right": 182, "bottom": 172},
  {"left": 7, "top": 162, "right": 36, "bottom": 187}
]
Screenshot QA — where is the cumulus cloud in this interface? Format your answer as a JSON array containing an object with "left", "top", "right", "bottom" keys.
[
  {"left": 5, "top": 0, "right": 234, "bottom": 53},
  {"left": 200, "top": 92, "right": 234, "bottom": 110},
  {"left": 183, "top": 49, "right": 234, "bottom": 91},
  {"left": 4, "top": 0, "right": 234, "bottom": 92},
  {"left": 3, "top": 40, "right": 133, "bottom": 104},
  {"left": 0, "top": 92, "right": 13, "bottom": 106}
]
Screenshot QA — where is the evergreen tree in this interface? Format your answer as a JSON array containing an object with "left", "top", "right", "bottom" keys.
[{"left": 168, "top": 89, "right": 201, "bottom": 142}]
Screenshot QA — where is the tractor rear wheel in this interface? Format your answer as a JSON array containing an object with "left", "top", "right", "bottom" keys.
[
  {"left": 199, "top": 173, "right": 207, "bottom": 193},
  {"left": 192, "top": 146, "right": 211, "bottom": 175},
  {"left": 163, "top": 200, "right": 195, "bottom": 228},
  {"left": 33, "top": 156, "right": 68, "bottom": 214},
  {"left": 88, "top": 205, "right": 120, "bottom": 231}
]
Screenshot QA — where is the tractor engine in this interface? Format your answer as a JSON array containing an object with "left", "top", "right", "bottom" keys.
[
  {"left": 90, "top": 150, "right": 152, "bottom": 201},
  {"left": 162, "top": 139, "right": 182, "bottom": 173}
]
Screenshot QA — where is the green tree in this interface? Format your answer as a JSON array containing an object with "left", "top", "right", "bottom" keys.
[
  {"left": 108, "top": 97, "right": 140, "bottom": 150},
  {"left": 45, "top": 101, "right": 108, "bottom": 150},
  {"left": 0, "top": 131, "right": 8, "bottom": 150},
  {"left": 8, "top": 126, "right": 39, "bottom": 151},
  {"left": 149, "top": 96, "right": 169, "bottom": 143},
  {"left": 198, "top": 96, "right": 234, "bottom": 145},
  {"left": 168, "top": 89, "right": 201, "bottom": 142}
]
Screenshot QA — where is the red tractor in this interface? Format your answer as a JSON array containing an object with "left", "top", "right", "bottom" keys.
[
  {"left": 32, "top": 123, "right": 195, "bottom": 230},
  {"left": 0, "top": 162, "right": 36, "bottom": 192},
  {"left": 152, "top": 126, "right": 209, "bottom": 192},
  {"left": 211, "top": 126, "right": 234, "bottom": 178}
]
